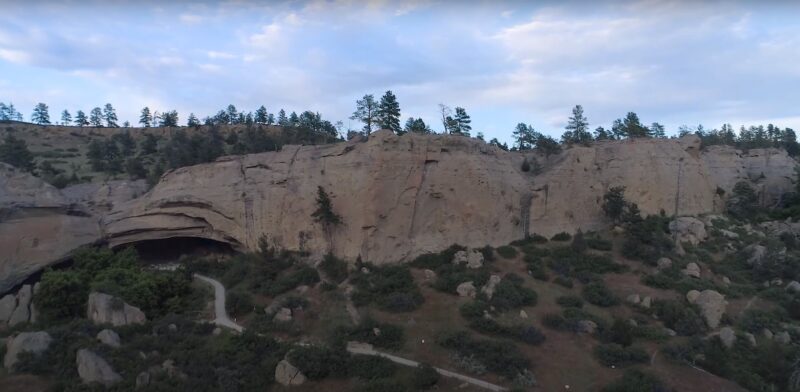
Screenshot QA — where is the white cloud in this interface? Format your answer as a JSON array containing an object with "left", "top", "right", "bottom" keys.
[
  {"left": 0, "top": 48, "right": 30, "bottom": 64},
  {"left": 179, "top": 13, "right": 205, "bottom": 24},
  {"left": 207, "top": 51, "right": 237, "bottom": 60}
]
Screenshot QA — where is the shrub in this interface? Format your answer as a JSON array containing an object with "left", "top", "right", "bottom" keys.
[
  {"left": 432, "top": 264, "right": 489, "bottom": 294},
  {"left": 602, "top": 318, "right": 635, "bottom": 347},
  {"left": 490, "top": 274, "right": 537, "bottom": 311},
  {"left": 320, "top": 253, "right": 349, "bottom": 284},
  {"left": 348, "top": 355, "right": 397, "bottom": 380},
  {"left": 437, "top": 331, "right": 529, "bottom": 378},
  {"left": 412, "top": 363, "right": 440, "bottom": 390},
  {"left": 602, "top": 369, "right": 667, "bottom": 392},
  {"left": 287, "top": 346, "right": 349, "bottom": 380},
  {"left": 410, "top": 244, "right": 466, "bottom": 269},
  {"left": 582, "top": 281, "right": 619, "bottom": 307},
  {"left": 652, "top": 299, "right": 706, "bottom": 336},
  {"left": 351, "top": 263, "right": 424, "bottom": 312},
  {"left": 556, "top": 295, "right": 584, "bottom": 308},
  {"left": 226, "top": 290, "right": 254, "bottom": 317},
  {"left": 593, "top": 344, "right": 649, "bottom": 367},
  {"left": 354, "top": 379, "right": 408, "bottom": 392},
  {"left": 553, "top": 276, "right": 574, "bottom": 288},
  {"left": 331, "top": 319, "right": 405, "bottom": 350},
  {"left": 479, "top": 245, "right": 496, "bottom": 262},
  {"left": 551, "top": 232, "right": 572, "bottom": 241},
  {"left": 530, "top": 234, "right": 548, "bottom": 243},
  {"left": 467, "top": 317, "right": 545, "bottom": 345},
  {"left": 737, "top": 309, "right": 784, "bottom": 333},
  {"left": 496, "top": 245, "right": 518, "bottom": 259},
  {"left": 35, "top": 269, "right": 88, "bottom": 319},
  {"left": 267, "top": 265, "right": 320, "bottom": 296},
  {"left": 587, "top": 237, "right": 613, "bottom": 251}
]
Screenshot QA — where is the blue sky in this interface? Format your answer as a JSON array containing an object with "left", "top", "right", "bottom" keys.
[{"left": 1, "top": 0, "right": 799, "bottom": 144}]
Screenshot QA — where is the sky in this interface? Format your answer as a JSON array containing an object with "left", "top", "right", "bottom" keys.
[{"left": 1, "top": 0, "right": 799, "bottom": 144}]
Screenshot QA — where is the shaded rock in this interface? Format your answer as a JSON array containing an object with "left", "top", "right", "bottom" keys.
[
  {"left": 687, "top": 290, "right": 727, "bottom": 329},
  {"left": 8, "top": 284, "right": 32, "bottom": 326},
  {"left": 746, "top": 245, "right": 767, "bottom": 266},
  {"left": 162, "top": 359, "right": 187, "bottom": 379},
  {"left": 577, "top": 320, "right": 597, "bottom": 334},
  {"left": 456, "top": 281, "right": 476, "bottom": 298},
  {"left": 0, "top": 294, "right": 15, "bottom": 323},
  {"left": 656, "top": 257, "right": 672, "bottom": 270},
  {"left": 626, "top": 294, "right": 641, "bottom": 305},
  {"left": 76, "top": 348, "right": 122, "bottom": 386},
  {"left": 273, "top": 307, "right": 293, "bottom": 322},
  {"left": 452, "top": 251, "right": 468, "bottom": 265},
  {"left": 775, "top": 331, "right": 791, "bottom": 344},
  {"left": 275, "top": 359, "right": 307, "bottom": 386},
  {"left": 136, "top": 371, "right": 150, "bottom": 389},
  {"left": 212, "top": 327, "right": 222, "bottom": 336},
  {"left": 3, "top": 331, "right": 52, "bottom": 370},
  {"left": 771, "top": 278, "right": 783, "bottom": 286},
  {"left": 719, "top": 229, "right": 739, "bottom": 239},
  {"left": 519, "top": 310, "right": 528, "bottom": 319},
  {"left": 168, "top": 323, "right": 178, "bottom": 332},
  {"left": 97, "top": 329, "right": 121, "bottom": 348},
  {"left": 87, "top": 292, "right": 146, "bottom": 326},
  {"left": 641, "top": 296, "right": 652, "bottom": 309},
  {"left": 423, "top": 269, "right": 437, "bottom": 281},
  {"left": 670, "top": 217, "right": 707, "bottom": 245},
  {"left": 722, "top": 276, "right": 731, "bottom": 285},
  {"left": 763, "top": 329, "right": 774, "bottom": 340},
  {"left": 481, "top": 275, "right": 501, "bottom": 299},
  {"left": 686, "top": 290, "right": 701, "bottom": 302},
  {"left": 682, "top": 262, "right": 701, "bottom": 278},
  {"left": 786, "top": 280, "right": 800, "bottom": 293},
  {"left": 664, "top": 328, "right": 677, "bottom": 337},
  {"left": 744, "top": 332, "right": 757, "bottom": 346},
  {"left": 466, "top": 251, "right": 484, "bottom": 269},
  {"left": 719, "top": 327, "right": 736, "bottom": 348}
]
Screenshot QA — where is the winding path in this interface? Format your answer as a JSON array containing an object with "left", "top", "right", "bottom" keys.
[{"left": 192, "top": 273, "right": 506, "bottom": 391}]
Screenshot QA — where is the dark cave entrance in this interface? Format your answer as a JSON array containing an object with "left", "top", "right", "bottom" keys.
[{"left": 117, "top": 236, "right": 238, "bottom": 264}]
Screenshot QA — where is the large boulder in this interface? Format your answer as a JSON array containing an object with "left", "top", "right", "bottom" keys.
[
  {"left": 97, "top": 329, "right": 121, "bottom": 348},
  {"left": 0, "top": 294, "right": 15, "bottom": 323},
  {"left": 682, "top": 263, "right": 701, "bottom": 279},
  {"left": 480, "top": 275, "right": 501, "bottom": 299},
  {"left": 76, "top": 349, "right": 122, "bottom": 386},
  {"left": 275, "top": 359, "right": 307, "bottom": 386},
  {"left": 456, "top": 281, "right": 476, "bottom": 298},
  {"left": 718, "top": 327, "right": 736, "bottom": 348},
  {"left": 4, "top": 331, "right": 52, "bottom": 370},
  {"left": 8, "top": 284, "right": 32, "bottom": 326},
  {"left": 670, "top": 217, "right": 707, "bottom": 245},
  {"left": 87, "top": 292, "right": 146, "bottom": 326},
  {"left": 687, "top": 290, "right": 727, "bottom": 329}
]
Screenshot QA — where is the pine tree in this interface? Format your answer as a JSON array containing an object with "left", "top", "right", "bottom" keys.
[
  {"left": 103, "top": 103, "right": 118, "bottom": 127},
  {"left": 649, "top": 122, "right": 666, "bottom": 138},
  {"left": 277, "top": 109, "right": 288, "bottom": 126},
  {"left": 377, "top": 90, "right": 401, "bottom": 134},
  {"left": 74, "top": 110, "right": 89, "bottom": 127},
  {"left": 60, "top": 110, "right": 72, "bottom": 125},
  {"left": 31, "top": 103, "right": 51, "bottom": 125},
  {"left": 139, "top": 107, "right": 152, "bottom": 127},
  {"left": 89, "top": 107, "right": 103, "bottom": 127},
  {"left": 350, "top": 94, "right": 378, "bottom": 135},
  {"left": 255, "top": 105, "right": 268, "bottom": 124},
  {"left": 266, "top": 113, "right": 275, "bottom": 125},
  {"left": 594, "top": 126, "right": 612, "bottom": 140},
  {"left": 0, "top": 135, "right": 35, "bottom": 171},
  {"left": 0, "top": 103, "right": 8, "bottom": 121},
  {"left": 289, "top": 111, "right": 299, "bottom": 127},
  {"left": 452, "top": 107, "right": 471, "bottom": 136},
  {"left": 404, "top": 117, "right": 431, "bottom": 134},
  {"left": 187, "top": 113, "right": 200, "bottom": 127},
  {"left": 226, "top": 105, "right": 238, "bottom": 124},
  {"left": 512, "top": 123, "right": 535, "bottom": 150},
  {"left": 160, "top": 110, "right": 179, "bottom": 127},
  {"left": 311, "top": 186, "right": 342, "bottom": 252},
  {"left": 563, "top": 105, "right": 592, "bottom": 145}
]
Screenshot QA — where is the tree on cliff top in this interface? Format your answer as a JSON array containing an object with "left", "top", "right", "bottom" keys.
[{"left": 312, "top": 186, "right": 342, "bottom": 252}]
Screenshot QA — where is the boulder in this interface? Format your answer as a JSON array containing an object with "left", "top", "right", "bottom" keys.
[
  {"left": 687, "top": 290, "right": 727, "bottom": 329},
  {"left": 686, "top": 290, "right": 701, "bottom": 302},
  {"left": 273, "top": 307, "right": 293, "bottom": 322},
  {"left": 452, "top": 251, "right": 468, "bottom": 265},
  {"left": 97, "top": 329, "right": 121, "bottom": 348},
  {"left": 8, "top": 284, "right": 32, "bottom": 326},
  {"left": 136, "top": 371, "right": 151, "bottom": 389},
  {"left": 669, "top": 217, "right": 707, "bottom": 245},
  {"left": 626, "top": 294, "right": 641, "bottom": 305},
  {"left": 762, "top": 329, "right": 774, "bottom": 340},
  {"left": 719, "top": 327, "right": 736, "bottom": 348},
  {"left": 775, "top": 331, "right": 791, "bottom": 344},
  {"left": 0, "top": 294, "right": 15, "bottom": 323},
  {"left": 682, "top": 262, "right": 701, "bottom": 278},
  {"left": 423, "top": 269, "right": 437, "bottom": 281},
  {"left": 656, "top": 257, "right": 672, "bottom": 270},
  {"left": 786, "top": 281, "right": 800, "bottom": 293},
  {"left": 746, "top": 245, "right": 767, "bottom": 266},
  {"left": 466, "top": 251, "right": 484, "bottom": 269},
  {"left": 87, "top": 292, "right": 146, "bottom": 326},
  {"left": 641, "top": 296, "right": 652, "bottom": 309},
  {"left": 3, "top": 331, "right": 52, "bottom": 370},
  {"left": 577, "top": 320, "right": 597, "bottom": 334},
  {"left": 519, "top": 310, "right": 528, "bottom": 319},
  {"left": 744, "top": 332, "right": 757, "bottom": 346},
  {"left": 76, "top": 349, "right": 122, "bottom": 386},
  {"left": 719, "top": 229, "right": 739, "bottom": 239},
  {"left": 664, "top": 328, "right": 677, "bottom": 337},
  {"left": 456, "top": 281, "right": 476, "bottom": 298},
  {"left": 722, "top": 276, "right": 731, "bottom": 285},
  {"left": 481, "top": 275, "right": 501, "bottom": 299},
  {"left": 275, "top": 359, "right": 307, "bottom": 386},
  {"left": 771, "top": 278, "right": 784, "bottom": 286}
]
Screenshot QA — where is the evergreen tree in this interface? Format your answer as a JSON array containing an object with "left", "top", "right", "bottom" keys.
[
  {"left": 160, "top": 110, "right": 179, "bottom": 127},
  {"left": 89, "top": 107, "right": 103, "bottom": 127},
  {"left": 311, "top": 186, "right": 342, "bottom": 251},
  {"left": 277, "top": 109, "right": 288, "bottom": 126},
  {"left": 31, "top": 103, "right": 51, "bottom": 125},
  {"left": 377, "top": 90, "right": 401, "bottom": 134},
  {"left": 602, "top": 186, "right": 628, "bottom": 224},
  {"left": 351, "top": 94, "right": 378, "bottom": 135},
  {"left": 74, "top": 110, "right": 89, "bottom": 127},
  {"left": 60, "top": 110, "right": 72, "bottom": 125},
  {"left": 613, "top": 112, "right": 649, "bottom": 138},
  {"left": 103, "top": 103, "right": 118, "bottom": 127},
  {"left": 512, "top": 123, "right": 535, "bottom": 150},
  {"left": 452, "top": 107, "right": 472, "bottom": 136},
  {"left": 1, "top": 102, "right": 22, "bottom": 121},
  {"left": 226, "top": 104, "right": 238, "bottom": 124},
  {"left": 187, "top": 113, "right": 200, "bottom": 127},
  {"left": 123, "top": 121, "right": 130, "bottom": 127},
  {"left": 533, "top": 132, "right": 562, "bottom": 157},
  {"left": 562, "top": 105, "right": 592, "bottom": 145},
  {"left": 0, "top": 103, "right": 8, "bottom": 121},
  {"left": 649, "top": 122, "right": 666, "bottom": 138},
  {"left": 266, "top": 113, "right": 275, "bottom": 125},
  {"left": 594, "top": 126, "right": 611, "bottom": 140},
  {"left": 289, "top": 111, "right": 299, "bottom": 126},
  {"left": 0, "top": 135, "right": 35, "bottom": 171},
  {"left": 404, "top": 117, "right": 431, "bottom": 134},
  {"left": 255, "top": 105, "right": 268, "bottom": 124},
  {"left": 140, "top": 133, "right": 158, "bottom": 155},
  {"left": 139, "top": 107, "right": 152, "bottom": 127}
]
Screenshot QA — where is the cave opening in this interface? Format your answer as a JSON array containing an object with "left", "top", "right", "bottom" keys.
[{"left": 116, "top": 236, "right": 238, "bottom": 264}]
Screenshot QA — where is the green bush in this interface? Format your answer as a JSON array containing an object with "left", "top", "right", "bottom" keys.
[
  {"left": 551, "top": 232, "right": 572, "bottom": 241},
  {"left": 320, "top": 253, "right": 349, "bottom": 284},
  {"left": 331, "top": 319, "right": 405, "bottom": 350},
  {"left": 652, "top": 299, "right": 706, "bottom": 336},
  {"left": 351, "top": 263, "right": 424, "bottom": 312},
  {"left": 355, "top": 379, "right": 408, "bottom": 392},
  {"left": 436, "top": 331, "right": 530, "bottom": 378},
  {"left": 267, "top": 265, "right": 320, "bottom": 296},
  {"left": 582, "top": 281, "right": 619, "bottom": 307},
  {"left": 226, "top": 290, "right": 254, "bottom": 317},
  {"left": 35, "top": 269, "right": 88, "bottom": 319},
  {"left": 410, "top": 244, "right": 466, "bottom": 269},
  {"left": 530, "top": 234, "right": 549, "bottom": 243},
  {"left": 556, "top": 295, "right": 584, "bottom": 308},
  {"left": 593, "top": 343, "right": 649, "bottom": 367},
  {"left": 553, "top": 276, "right": 574, "bottom": 288},
  {"left": 602, "top": 369, "right": 667, "bottom": 392},
  {"left": 587, "top": 237, "right": 613, "bottom": 251},
  {"left": 412, "top": 363, "right": 440, "bottom": 390},
  {"left": 432, "top": 264, "right": 490, "bottom": 294},
  {"left": 489, "top": 274, "right": 537, "bottom": 311},
  {"left": 348, "top": 355, "right": 397, "bottom": 380},
  {"left": 496, "top": 245, "right": 518, "bottom": 259},
  {"left": 287, "top": 346, "right": 349, "bottom": 380},
  {"left": 602, "top": 318, "right": 635, "bottom": 347}
]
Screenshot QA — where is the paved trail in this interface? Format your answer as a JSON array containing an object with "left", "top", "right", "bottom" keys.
[{"left": 193, "top": 274, "right": 243, "bottom": 332}]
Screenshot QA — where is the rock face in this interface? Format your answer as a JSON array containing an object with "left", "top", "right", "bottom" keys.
[
  {"left": 76, "top": 349, "right": 122, "bottom": 386},
  {"left": 8, "top": 284, "right": 32, "bottom": 326},
  {"left": 1, "top": 133, "right": 796, "bottom": 287},
  {"left": 687, "top": 290, "right": 728, "bottom": 329},
  {"left": 87, "top": 292, "right": 146, "bottom": 326},
  {"left": 4, "top": 331, "right": 52, "bottom": 370},
  {"left": 275, "top": 359, "right": 307, "bottom": 386},
  {"left": 0, "top": 294, "right": 15, "bottom": 322}
]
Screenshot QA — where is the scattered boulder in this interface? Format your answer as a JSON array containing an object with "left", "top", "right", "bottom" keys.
[
  {"left": 273, "top": 307, "right": 293, "bottom": 322},
  {"left": 168, "top": 323, "right": 178, "bottom": 332},
  {"left": 275, "top": 359, "right": 307, "bottom": 386},
  {"left": 775, "top": 331, "right": 791, "bottom": 344},
  {"left": 76, "top": 348, "right": 122, "bottom": 387},
  {"left": 452, "top": 250, "right": 484, "bottom": 269},
  {"left": 719, "top": 229, "right": 739, "bottom": 240},
  {"left": 786, "top": 281, "right": 800, "bottom": 293},
  {"left": 519, "top": 310, "right": 528, "bottom": 319},
  {"left": 136, "top": 371, "right": 151, "bottom": 389},
  {"left": 746, "top": 245, "right": 767, "bottom": 266},
  {"left": 744, "top": 332, "right": 757, "bottom": 346},
  {"left": 456, "top": 281, "right": 476, "bottom": 298},
  {"left": 577, "top": 320, "right": 597, "bottom": 334},
  {"left": 87, "top": 292, "right": 146, "bottom": 326},
  {"left": 656, "top": 257, "right": 673, "bottom": 270},
  {"left": 452, "top": 251, "right": 468, "bottom": 265},
  {"left": 3, "top": 331, "right": 52, "bottom": 370},
  {"left": 8, "top": 284, "right": 32, "bottom": 326},
  {"left": 664, "top": 328, "right": 677, "bottom": 337},
  {"left": 718, "top": 327, "right": 736, "bottom": 348},
  {"left": 687, "top": 290, "right": 727, "bottom": 329},
  {"left": 481, "top": 275, "right": 501, "bottom": 299},
  {"left": 722, "top": 276, "right": 731, "bottom": 285},
  {"left": 641, "top": 296, "right": 652, "bottom": 309},
  {"left": 162, "top": 359, "right": 187, "bottom": 379},
  {"left": 96, "top": 329, "right": 121, "bottom": 348},
  {"left": 682, "top": 263, "right": 701, "bottom": 278},
  {"left": 0, "top": 294, "right": 15, "bottom": 323},
  {"left": 763, "top": 329, "right": 774, "bottom": 340},
  {"left": 669, "top": 217, "right": 707, "bottom": 245},
  {"left": 212, "top": 327, "right": 222, "bottom": 336},
  {"left": 771, "top": 278, "right": 783, "bottom": 286},
  {"left": 626, "top": 294, "right": 641, "bottom": 305},
  {"left": 423, "top": 269, "right": 437, "bottom": 281}
]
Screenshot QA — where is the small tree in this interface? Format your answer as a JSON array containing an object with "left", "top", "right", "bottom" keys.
[
  {"left": 377, "top": 90, "right": 401, "bottom": 134},
  {"left": 89, "top": 107, "right": 103, "bottom": 127},
  {"left": 727, "top": 181, "right": 759, "bottom": 220},
  {"left": 351, "top": 94, "right": 378, "bottom": 135},
  {"left": 0, "top": 135, "right": 35, "bottom": 171},
  {"left": 139, "top": 107, "right": 152, "bottom": 127},
  {"left": 562, "top": 104, "right": 592, "bottom": 145},
  {"left": 74, "top": 110, "right": 89, "bottom": 127},
  {"left": 312, "top": 186, "right": 342, "bottom": 252},
  {"left": 103, "top": 103, "right": 118, "bottom": 127},
  {"left": 160, "top": 110, "right": 179, "bottom": 127},
  {"left": 255, "top": 105, "right": 268, "bottom": 124},
  {"left": 602, "top": 186, "right": 628, "bottom": 224},
  {"left": 452, "top": 107, "right": 472, "bottom": 136},
  {"left": 187, "top": 113, "right": 200, "bottom": 127},
  {"left": 60, "top": 110, "right": 72, "bottom": 125},
  {"left": 31, "top": 103, "right": 50, "bottom": 125}
]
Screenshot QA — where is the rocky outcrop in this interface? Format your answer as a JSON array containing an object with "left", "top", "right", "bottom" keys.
[
  {"left": 456, "top": 281, "right": 476, "bottom": 298},
  {"left": 87, "top": 292, "right": 146, "bottom": 326},
  {"left": 4, "top": 331, "right": 52, "bottom": 370},
  {"left": 670, "top": 217, "right": 707, "bottom": 245},
  {"left": 682, "top": 263, "right": 701, "bottom": 279},
  {"left": 97, "top": 329, "right": 121, "bottom": 348},
  {"left": 687, "top": 290, "right": 728, "bottom": 329},
  {"left": 76, "top": 348, "right": 122, "bottom": 386},
  {"left": 453, "top": 250, "right": 484, "bottom": 269},
  {"left": 8, "top": 284, "right": 32, "bottom": 326},
  {"left": 481, "top": 275, "right": 501, "bottom": 299},
  {"left": 275, "top": 359, "right": 307, "bottom": 386}
]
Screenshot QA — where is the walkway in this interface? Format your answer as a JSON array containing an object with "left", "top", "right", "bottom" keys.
[{"left": 193, "top": 274, "right": 243, "bottom": 332}]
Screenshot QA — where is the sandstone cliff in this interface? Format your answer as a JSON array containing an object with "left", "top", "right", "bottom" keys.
[{"left": 1, "top": 132, "right": 796, "bottom": 294}]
